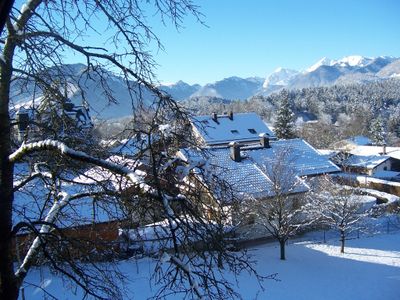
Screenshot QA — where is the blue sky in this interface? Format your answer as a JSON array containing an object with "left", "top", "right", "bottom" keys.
[{"left": 147, "top": 0, "right": 400, "bottom": 85}]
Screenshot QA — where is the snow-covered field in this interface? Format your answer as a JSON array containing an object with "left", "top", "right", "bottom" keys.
[
  {"left": 22, "top": 228, "right": 400, "bottom": 300},
  {"left": 248, "top": 233, "right": 400, "bottom": 300}
]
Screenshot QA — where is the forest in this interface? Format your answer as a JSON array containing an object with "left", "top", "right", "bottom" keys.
[{"left": 182, "top": 78, "right": 400, "bottom": 148}]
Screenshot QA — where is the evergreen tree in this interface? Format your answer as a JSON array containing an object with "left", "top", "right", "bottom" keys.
[
  {"left": 274, "top": 90, "right": 296, "bottom": 139},
  {"left": 369, "top": 117, "right": 386, "bottom": 145}
]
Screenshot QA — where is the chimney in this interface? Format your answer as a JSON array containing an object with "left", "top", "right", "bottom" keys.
[
  {"left": 228, "top": 111, "right": 233, "bottom": 120},
  {"left": 383, "top": 143, "right": 387, "bottom": 155},
  {"left": 259, "top": 133, "right": 270, "bottom": 148},
  {"left": 16, "top": 109, "right": 30, "bottom": 132},
  {"left": 229, "top": 141, "right": 241, "bottom": 162},
  {"left": 212, "top": 112, "right": 218, "bottom": 123},
  {"left": 136, "top": 132, "right": 141, "bottom": 142}
]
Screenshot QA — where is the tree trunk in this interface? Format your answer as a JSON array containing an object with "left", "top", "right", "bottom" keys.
[
  {"left": 340, "top": 230, "right": 345, "bottom": 254},
  {"left": 217, "top": 252, "right": 224, "bottom": 269},
  {"left": 279, "top": 239, "right": 286, "bottom": 260},
  {"left": 0, "top": 0, "right": 14, "bottom": 34},
  {"left": 0, "top": 132, "right": 18, "bottom": 299},
  {"left": 0, "top": 38, "right": 19, "bottom": 300}
]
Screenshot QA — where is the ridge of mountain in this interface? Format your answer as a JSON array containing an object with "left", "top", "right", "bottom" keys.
[
  {"left": 190, "top": 76, "right": 264, "bottom": 100},
  {"left": 10, "top": 56, "right": 400, "bottom": 120},
  {"left": 260, "top": 55, "right": 400, "bottom": 95}
]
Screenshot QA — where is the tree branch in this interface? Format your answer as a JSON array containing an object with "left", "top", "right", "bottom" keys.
[{"left": 9, "top": 139, "right": 151, "bottom": 191}]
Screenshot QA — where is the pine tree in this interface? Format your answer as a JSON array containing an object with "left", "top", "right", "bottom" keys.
[
  {"left": 274, "top": 90, "right": 296, "bottom": 139},
  {"left": 369, "top": 117, "right": 386, "bottom": 145}
]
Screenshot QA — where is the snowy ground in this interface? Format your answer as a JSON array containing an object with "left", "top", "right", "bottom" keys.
[
  {"left": 246, "top": 233, "right": 400, "bottom": 300},
  {"left": 22, "top": 226, "right": 400, "bottom": 300}
]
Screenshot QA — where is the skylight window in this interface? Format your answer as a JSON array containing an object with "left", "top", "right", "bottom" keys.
[
  {"left": 201, "top": 120, "right": 209, "bottom": 124},
  {"left": 248, "top": 128, "right": 257, "bottom": 134},
  {"left": 231, "top": 130, "right": 239, "bottom": 135}
]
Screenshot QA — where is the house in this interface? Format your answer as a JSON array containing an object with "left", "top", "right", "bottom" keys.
[
  {"left": 190, "top": 112, "right": 276, "bottom": 146},
  {"left": 178, "top": 136, "right": 340, "bottom": 204},
  {"left": 328, "top": 143, "right": 400, "bottom": 177},
  {"left": 340, "top": 154, "right": 399, "bottom": 176},
  {"left": 177, "top": 135, "right": 340, "bottom": 240},
  {"left": 184, "top": 111, "right": 339, "bottom": 209},
  {"left": 12, "top": 155, "right": 147, "bottom": 260},
  {"left": 350, "top": 144, "right": 400, "bottom": 162},
  {"left": 13, "top": 98, "right": 92, "bottom": 142}
]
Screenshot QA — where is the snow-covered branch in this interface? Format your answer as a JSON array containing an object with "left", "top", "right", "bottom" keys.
[
  {"left": 163, "top": 253, "right": 204, "bottom": 300},
  {"left": 14, "top": 191, "right": 70, "bottom": 282},
  {"left": 13, "top": 0, "right": 42, "bottom": 32},
  {"left": 9, "top": 139, "right": 151, "bottom": 192}
]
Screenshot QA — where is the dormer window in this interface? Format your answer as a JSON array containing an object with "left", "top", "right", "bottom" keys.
[
  {"left": 231, "top": 130, "right": 239, "bottom": 135},
  {"left": 248, "top": 128, "right": 257, "bottom": 134}
]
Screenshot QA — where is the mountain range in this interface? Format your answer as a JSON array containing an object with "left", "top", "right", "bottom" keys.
[
  {"left": 161, "top": 55, "right": 400, "bottom": 100},
  {"left": 10, "top": 55, "right": 400, "bottom": 120}
]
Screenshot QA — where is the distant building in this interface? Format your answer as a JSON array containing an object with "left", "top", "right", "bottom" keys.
[
  {"left": 341, "top": 154, "right": 394, "bottom": 176},
  {"left": 13, "top": 99, "right": 92, "bottom": 142},
  {"left": 191, "top": 112, "right": 276, "bottom": 146},
  {"left": 328, "top": 143, "right": 400, "bottom": 177}
]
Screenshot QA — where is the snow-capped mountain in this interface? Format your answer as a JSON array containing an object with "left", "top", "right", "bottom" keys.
[
  {"left": 305, "top": 56, "right": 373, "bottom": 72},
  {"left": 334, "top": 55, "right": 373, "bottom": 67},
  {"left": 306, "top": 57, "right": 335, "bottom": 72},
  {"left": 158, "top": 81, "right": 201, "bottom": 101},
  {"left": 190, "top": 76, "right": 264, "bottom": 100},
  {"left": 263, "top": 68, "right": 300, "bottom": 87},
  {"left": 261, "top": 68, "right": 300, "bottom": 95},
  {"left": 261, "top": 55, "right": 400, "bottom": 94}
]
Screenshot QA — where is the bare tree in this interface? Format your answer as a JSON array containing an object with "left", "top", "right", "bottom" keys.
[
  {"left": 0, "top": 1, "right": 266, "bottom": 299},
  {"left": 242, "top": 148, "right": 314, "bottom": 260},
  {"left": 312, "top": 176, "right": 370, "bottom": 253}
]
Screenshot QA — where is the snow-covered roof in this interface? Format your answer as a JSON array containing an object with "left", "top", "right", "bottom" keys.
[
  {"left": 13, "top": 176, "right": 126, "bottom": 229},
  {"left": 109, "top": 135, "right": 158, "bottom": 157},
  {"left": 13, "top": 157, "right": 143, "bottom": 229},
  {"left": 343, "top": 154, "right": 391, "bottom": 169},
  {"left": 316, "top": 149, "right": 339, "bottom": 159},
  {"left": 246, "top": 139, "right": 341, "bottom": 176},
  {"left": 74, "top": 155, "right": 145, "bottom": 191},
  {"left": 349, "top": 145, "right": 400, "bottom": 160},
  {"left": 179, "top": 139, "right": 339, "bottom": 200},
  {"left": 191, "top": 112, "right": 275, "bottom": 146}
]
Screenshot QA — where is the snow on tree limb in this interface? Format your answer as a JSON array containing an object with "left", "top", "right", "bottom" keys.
[
  {"left": 9, "top": 139, "right": 151, "bottom": 192},
  {"left": 166, "top": 254, "right": 205, "bottom": 300},
  {"left": 14, "top": 192, "right": 70, "bottom": 282},
  {"left": 12, "top": 0, "right": 41, "bottom": 33}
]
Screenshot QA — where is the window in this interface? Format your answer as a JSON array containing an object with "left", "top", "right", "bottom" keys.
[
  {"left": 201, "top": 120, "right": 209, "bottom": 124},
  {"left": 231, "top": 130, "right": 239, "bottom": 135},
  {"left": 248, "top": 128, "right": 257, "bottom": 134}
]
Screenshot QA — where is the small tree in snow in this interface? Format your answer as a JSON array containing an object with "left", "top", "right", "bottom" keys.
[
  {"left": 274, "top": 90, "right": 296, "bottom": 139},
  {"left": 313, "top": 176, "right": 370, "bottom": 253},
  {"left": 244, "top": 148, "right": 314, "bottom": 260}
]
